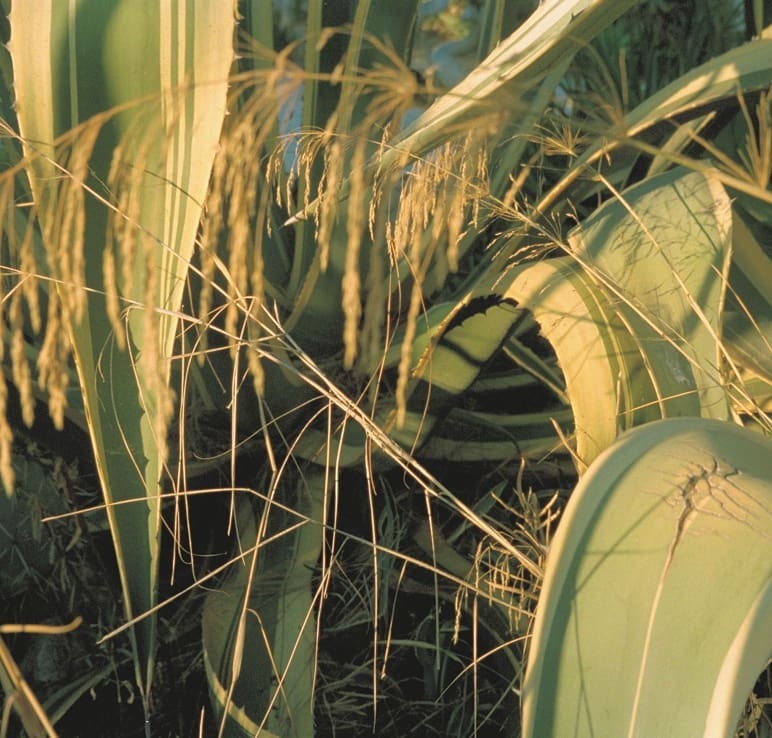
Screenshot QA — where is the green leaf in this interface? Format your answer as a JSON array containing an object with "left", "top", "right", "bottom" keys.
[
  {"left": 296, "top": 167, "right": 733, "bottom": 472},
  {"left": 202, "top": 473, "right": 324, "bottom": 738},
  {"left": 8, "top": 0, "right": 233, "bottom": 698},
  {"left": 282, "top": 0, "right": 422, "bottom": 351},
  {"left": 569, "top": 168, "right": 731, "bottom": 419},
  {"left": 724, "top": 206, "right": 772, "bottom": 384},
  {"left": 292, "top": 0, "right": 641, "bottom": 224},
  {"left": 391, "top": 0, "right": 639, "bottom": 165},
  {"left": 495, "top": 168, "right": 731, "bottom": 469},
  {"left": 499, "top": 256, "right": 632, "bottom": 467},
  {"left": 522, "top": 417, "right": 772, "bottom": 738}
]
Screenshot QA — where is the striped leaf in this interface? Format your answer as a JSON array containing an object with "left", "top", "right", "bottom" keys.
[
  {"left": 554, "top": 32, "right": 772, "bottom": 220},
  {"left": 8, "top": 0, "right": 233, "bottom": 700}
]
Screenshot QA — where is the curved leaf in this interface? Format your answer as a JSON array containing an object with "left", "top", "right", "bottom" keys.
[
  {"left": 725, "top": 206, "right": 772, "bottom": 385},
  {"left": 522, "top": 417, "right": 772, "bottom": 737},
  {"left": 497, "top": 167, "right": 731, "bottom": 469},
  {"left": 563, "top": 33, "right": 772, "bottom": 211},
  {"left": 569, "top": 168, "right": 732, "bottom": 417}
]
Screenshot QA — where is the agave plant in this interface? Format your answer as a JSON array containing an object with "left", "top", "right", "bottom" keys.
[{"left": 0, "top": 0, "right": 770, "bottom": 736}]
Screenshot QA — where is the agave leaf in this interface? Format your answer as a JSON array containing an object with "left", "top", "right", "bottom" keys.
[
  {"left": 618, "top": 33, "right": 772, "bottom": 147},
  {"left": 552, "top": 33, "right": 772, "bottom": 216},
  {"left": 388, "top": 0, "right": 638, "bottom": 166},
  {"left": 724, "top": 206, "right": 772, "bottom": 384},
  {"left": 296, "top": 168, "right": 733, "bottom": 470},
  {"left": 292, "top": 0, "right": 640, "bottom": 224},
  {"left": 8, "top": 1, "right": 233, "bottom": 697},
  {"left": 284, "top": 0, "right": 642, "bottom": 453},
  {"left": 494, "top": 168, "right": 731, "bottom": 469},
  {"left": 282, "top": 0, "right": 422, "bottom": 351},
  {"left": 202, "top": 473, "right": 324, "bottom": 738},
  {"left": 569, "top": 168, "right": 732, "bottom": 417},
  {"left": 522, "top": 417, "right": 772, "bottom": 738},
  {"left": 506, "top": 257, "right": 632, "bottom": 468},
  {"left": 502, "top": 334, "right": 569, "bottom": 405},
  {"left": 238, "top": 1, "right": 643, "bottom": 462},
  {"left": 294, "top": 295, "right": 548, "bottom": 467},
  {"left": 487, "top": 30, "right": 772, "bottom": 270},
  {"left": 419, "top": 405, "right": 573, "bottom": 462}
]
